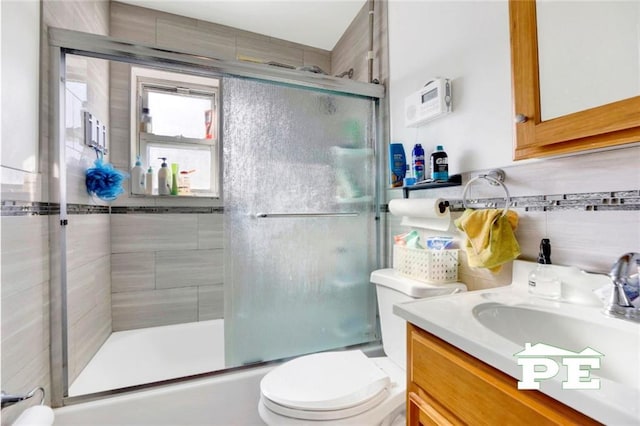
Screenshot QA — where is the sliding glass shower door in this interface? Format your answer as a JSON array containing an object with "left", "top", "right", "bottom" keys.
[{"left": 223, "top": 77, "right": 380, "bottom": 366}]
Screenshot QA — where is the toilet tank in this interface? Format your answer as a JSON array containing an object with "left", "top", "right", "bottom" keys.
[{"left": 370, "top": 269, "right": 466, "bottom": 370}]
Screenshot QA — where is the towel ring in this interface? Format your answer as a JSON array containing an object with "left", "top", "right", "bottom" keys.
[{"left": 462, "top": 169, "right": 511, "bottom": 216}]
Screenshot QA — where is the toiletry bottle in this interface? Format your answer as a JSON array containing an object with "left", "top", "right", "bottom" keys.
[
  {"left": 528, "top": 238, "right": 561, "bottom": 299},
  {"left": 140, "top": 108, "right": 152, "bottom": 133},
  {"left": 171, "top": 163, "right": 179, "bottom": 196},
  {"left": 412, "top": 143, "right": 425, "bottom": 182},
  {"left": 131, "top": 156, "right": 145, "bottom": 195},
  {"left": 388, "top": 143, "right": 406, "bottom": 188},
  {"left": 404, "top": 165, "right": 416, "bottom": 186},
  {"left": 157, "top": 157, "right": 171, "bottom": 195},
  {"left": 145, "top": 166, "right": 154, "bottom": 195},
  {"left": 430, "top": 145, "right": 449, "bottom": 181},
  {"left": 178, "top": 171, "right": 191, "bottom": 195}
]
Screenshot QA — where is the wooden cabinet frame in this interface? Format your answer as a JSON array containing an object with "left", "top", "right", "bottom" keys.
[
  {"left": 406, "top": 324, "right": 601, "bottom": 425},
  {"left": 509, "top": 0, "right": 640, "bottom": 160}
]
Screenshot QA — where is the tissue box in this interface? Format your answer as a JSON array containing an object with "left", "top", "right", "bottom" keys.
[{"left": 393, "top": 245, "right": 458, "bottom": 284}]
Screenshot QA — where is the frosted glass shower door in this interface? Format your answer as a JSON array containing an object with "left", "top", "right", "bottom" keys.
[{"left": 223, "top": 77, "right": 379, "bottom": 367}]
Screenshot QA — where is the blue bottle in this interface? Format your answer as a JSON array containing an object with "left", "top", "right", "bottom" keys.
[
  {"left": 389, "top": 143, "right": 406, "bottom": 188},
  {"left": 412, "top": 144, "right": 425, "bottom": 182}
]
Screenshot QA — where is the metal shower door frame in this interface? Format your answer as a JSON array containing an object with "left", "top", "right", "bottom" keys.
[{"left": 48, "top": 27, "right": 385, "bottom": 407}]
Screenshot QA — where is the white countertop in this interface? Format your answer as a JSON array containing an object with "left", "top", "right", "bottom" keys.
[{"left": 393, "top": 260, "right": 640, "bottom": 425}]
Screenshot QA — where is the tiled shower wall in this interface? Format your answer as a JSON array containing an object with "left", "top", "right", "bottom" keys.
[
  {"left": 0, "top": 216, "right": 50, "bottom": 425},
  {"left": 332, "top": 0, "right": 389, "bottom": 85},
  {"left": 1, "top": 0, "right": 110, "bottom": 422},
  {"left": 110, "top": 212, "right": 224, "bottom": 330},
  {"left": 106, "top": 1, "right": 334, "bottom": 331},
  {"left": 107, "top": 0, "right": 333, "bottom": 180}
]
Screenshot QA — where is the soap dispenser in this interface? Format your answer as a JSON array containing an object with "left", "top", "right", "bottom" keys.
[
  {"left": 528, "top": 238, "right": 561, "bottom": 299},
  {"left": 131, "top": 156, "right": 146, "bottom": 195},
  {"left": 157, "top": 157, "right": 171, "bottom": 195}
]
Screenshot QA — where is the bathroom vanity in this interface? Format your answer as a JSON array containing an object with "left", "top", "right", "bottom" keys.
[
  {"left": 395, "top": 260, "right": 640, "bottom": 425},
  {"left": 406, "top": 324, "right": 598, "bottom": 425}
]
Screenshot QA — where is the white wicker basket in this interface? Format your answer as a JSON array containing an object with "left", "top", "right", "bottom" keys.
[{"left": 393, "top": 245, "right": 459, "bottom": 284}]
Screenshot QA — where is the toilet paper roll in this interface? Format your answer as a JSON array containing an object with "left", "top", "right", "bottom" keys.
[
  {"left": 388, "top": 198, "right": 451, "bottom": 231},
  {"left": 12, "top": 405, "right": 54, "bottom": 426}
]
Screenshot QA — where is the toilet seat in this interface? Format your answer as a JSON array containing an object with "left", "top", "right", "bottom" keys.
[
  {"left": 260, "top": 350, "right": 391, "bottom": 421},
  {"left": 261, "top": 388, "right": 389, "bottom": 421}
]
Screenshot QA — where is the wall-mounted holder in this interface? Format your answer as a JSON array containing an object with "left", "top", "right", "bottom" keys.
[
  {"left": 402, "top": 174, "right": 462, "bottom": 199},
  {"left": 462, "top": 168, "right": 511, "bottom": 215},
  {"left": 83, "top": 111, "right": 108, "bottom": 156}
]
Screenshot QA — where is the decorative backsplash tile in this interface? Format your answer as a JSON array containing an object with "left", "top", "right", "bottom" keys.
[{"left": 382, "top": 189, "right": 640, "bottom": 213}]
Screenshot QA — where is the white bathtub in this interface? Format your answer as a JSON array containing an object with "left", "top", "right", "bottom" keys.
[
  {"left": 55, "top": 365, "right": 272, "bottom": 425},
  {"left": 70, "top": 319, "right": 225, "bottom": 395}
]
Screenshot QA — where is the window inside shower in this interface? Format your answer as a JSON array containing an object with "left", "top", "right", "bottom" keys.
[{"left": 131, "top": 67, "right": 220, "bottom": 197}]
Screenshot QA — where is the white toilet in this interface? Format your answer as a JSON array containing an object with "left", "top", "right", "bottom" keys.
[{"left": 258, "top": 268, "right": 466, "bottom": 425}]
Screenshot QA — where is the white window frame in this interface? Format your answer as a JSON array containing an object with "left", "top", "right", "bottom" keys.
[{"left": 130, "top": 67, "right": 220, "bottom": 197}]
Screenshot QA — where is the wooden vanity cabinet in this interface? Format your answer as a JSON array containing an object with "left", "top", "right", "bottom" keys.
[{"left": 406, "top": 323, "right": 600, "bottom": 425}]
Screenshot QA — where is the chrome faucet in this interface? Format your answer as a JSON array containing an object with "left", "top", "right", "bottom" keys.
[{"left": 604, "top": 252, "right": 640, "bottom": 322}]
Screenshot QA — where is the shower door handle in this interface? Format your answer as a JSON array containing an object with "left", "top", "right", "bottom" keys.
[{"left": 255, "top": 212, "right": 359, "bottom": 218}]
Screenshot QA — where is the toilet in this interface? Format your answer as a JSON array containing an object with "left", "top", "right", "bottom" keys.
[{"left": 258, "top": 268, "right": 466, "bottom": 425}]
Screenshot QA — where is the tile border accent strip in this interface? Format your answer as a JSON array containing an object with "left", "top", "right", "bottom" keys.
[
  {"left": 3, "top": 190, "right": 638, "bottom": 216},
  {"left": 454, "top": 189, "right": 640, "bottom": 212},
  {"left": 109, "top": 206, "right": 224, "bottom": 214},
  {"left": 1, "top": 201, "right": 60, "bottom": 216},
  {"left": 0, "top": 201, "right": 225, "bottom": 216},
  {"left": 381, "top": 189, "right": 640, "bottom": 213}
]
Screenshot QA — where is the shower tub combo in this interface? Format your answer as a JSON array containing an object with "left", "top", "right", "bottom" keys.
[{"left": 48, "top": 27, "right": 385, "bottom": 424}]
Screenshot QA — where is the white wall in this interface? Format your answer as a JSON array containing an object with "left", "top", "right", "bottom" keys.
[
  {"left": 386, "top": 1, "right": 639, "bottom": 285},
  {"left": 388, "top": 1, "right": 515, "bottom": 173},
  {"left": 1, "top": 0, "right": 40, "bottom": 173},
  {"left": 1, "top": 0, "right": 43, "bottom": 201}
]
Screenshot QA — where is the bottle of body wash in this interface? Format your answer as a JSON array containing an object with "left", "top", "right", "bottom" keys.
[
  {"left": 528, "top": 238, "right": 561, "bottom": 299},
  {"left": 131, "top": 156, "right": 145, "bottom": 195},
  {"left": 157, "top": 157, "right": 171, "bottom": 195}
]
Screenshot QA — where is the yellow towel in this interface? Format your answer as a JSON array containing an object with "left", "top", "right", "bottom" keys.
[{"left": 455, "top": 208, "right": 521, "bottom": 273}]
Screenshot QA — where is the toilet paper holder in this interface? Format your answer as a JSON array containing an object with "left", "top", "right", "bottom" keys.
[{"left": 1, "top": 387, "right": 45, "bottom": 409}]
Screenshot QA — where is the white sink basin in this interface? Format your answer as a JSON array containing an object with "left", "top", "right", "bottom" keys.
[
  {"left": 393, "top": 260, "right": 640, "bottom": 425},
  {"left": 472, "top": 302, "right": 638, "bottom": 388}
]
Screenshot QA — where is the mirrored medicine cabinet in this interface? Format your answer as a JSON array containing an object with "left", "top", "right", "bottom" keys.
[{"left": 509, "top": 0, "right": 640, "bottom": 160}]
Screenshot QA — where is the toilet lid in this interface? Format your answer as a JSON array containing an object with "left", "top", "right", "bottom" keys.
[{"left": 260, "top": 350, "right": 390, "bottom": 411}]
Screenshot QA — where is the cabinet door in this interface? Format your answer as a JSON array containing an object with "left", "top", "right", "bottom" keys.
[
  {"left": 408, "top": 324, "right": 600, "bottom": 425},
  {"left": 509, "top": 0, "right": 640, "bottom": 160},
  {"left": 408, "top": 390, "right": 461, "bottom": 426}
]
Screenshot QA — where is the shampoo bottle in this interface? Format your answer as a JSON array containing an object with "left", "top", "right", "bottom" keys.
[
  {"left": 145, "top": 166, "right": 154, "bottom": 195},
  {"left": 412, "top": 143, "right": 425, "bottom": 182},
  {"left": 389, "top": 143, "right": 406, "bottom": 188},
  {"left": 528, "top": 238, "right": 561, "bottom": 299},
  {"left": 157, "top": 157, "right": 171, "bottom": 195},
  {"left": 131, "top": 156, "right": 145, "bottom": 195},
  {"left": 430, "top": 145, "right": 449, "bottom": 181}
]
